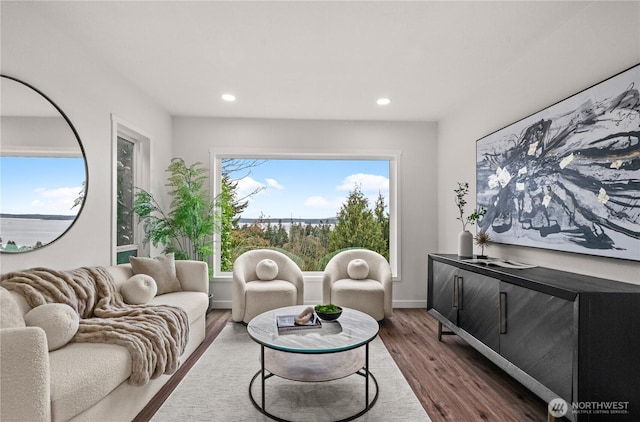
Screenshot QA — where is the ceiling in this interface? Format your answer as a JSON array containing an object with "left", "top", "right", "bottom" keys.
[{"left": 11, "top": 1, "right": 592, "bottom": 121}]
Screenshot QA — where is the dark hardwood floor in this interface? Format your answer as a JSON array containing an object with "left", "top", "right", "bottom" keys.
[
  {"left": 135, "top": 309, "right": 548, "bottom": 422},
  {"left": 378, "top": 309, "right": 547, "bottom": 422}
]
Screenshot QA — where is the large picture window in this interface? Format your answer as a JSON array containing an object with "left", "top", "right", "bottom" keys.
[{"left": 211, "top": 151, "right": 400, "bottom": 277}]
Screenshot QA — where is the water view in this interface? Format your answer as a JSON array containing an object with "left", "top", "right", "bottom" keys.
[{"left": 0, "top": 217, "right": 74, "bottom": 250}]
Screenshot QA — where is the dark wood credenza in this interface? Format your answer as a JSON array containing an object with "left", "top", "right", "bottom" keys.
[{"left": 427, "top": 253, "right": 640, "bottom": 422}]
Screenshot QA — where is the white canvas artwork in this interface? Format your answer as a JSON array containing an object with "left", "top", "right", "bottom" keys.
[{"left": 476, "top": 64, "right": 640, "bottom": 261}]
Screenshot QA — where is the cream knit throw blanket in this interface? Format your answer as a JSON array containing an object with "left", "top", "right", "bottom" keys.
[{"left": 0, "top": 266, "right": 189, "bottom": 386}]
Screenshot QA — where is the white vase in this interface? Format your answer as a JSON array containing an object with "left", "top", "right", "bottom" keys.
[{"left": 458, "top": 230, "right": 473, "bottom": 258}]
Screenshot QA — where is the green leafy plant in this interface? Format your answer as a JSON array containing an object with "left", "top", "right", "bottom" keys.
[
  {"left": 314, "top": 304, "right": 342, "bottom": 313},
  {"left": 133, "top": 158, "right": 222, "bottom": 273},
  {"left": 454, "top": 182, "right": 486, "bottom": 231}
]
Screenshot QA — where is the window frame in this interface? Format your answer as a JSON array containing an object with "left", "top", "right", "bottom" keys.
[
  {"left": 111, "top": 115, "right": 151, "bottom": 265},
  {"left": 210, "top": 148, "right": 401, "bottom": 280}
]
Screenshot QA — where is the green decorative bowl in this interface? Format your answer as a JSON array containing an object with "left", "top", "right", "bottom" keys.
[{"left": 315, "top": 305, "right": 343, "bottom": 321}]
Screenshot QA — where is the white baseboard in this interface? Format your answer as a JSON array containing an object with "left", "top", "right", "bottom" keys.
[
  {"left": 391, "top": 299, "right": 427, "bottom": 308},
  {"left": 211, "top": 299, "right": 427, "bottom": 310}
]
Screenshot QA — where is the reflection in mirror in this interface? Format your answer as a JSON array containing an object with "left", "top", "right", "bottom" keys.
[{"left": 0, "top": 75, "right": 87, "bottom": 253}]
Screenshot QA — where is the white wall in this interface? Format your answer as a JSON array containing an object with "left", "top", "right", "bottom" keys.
[
  {"left": 438, "top": 2, "right": 640, "bottom": 284},
  {"left": 0, "top": 2, "right": 174, "bottom": 272},
  {"left": 2, "top": 1, "right": 637, "bottom": 298},
  {"left": 1, "top": 117, "right": 78, "bottom": 154},
  {"left": 172, "top": 117, "right": 437, "bottom": 307}
]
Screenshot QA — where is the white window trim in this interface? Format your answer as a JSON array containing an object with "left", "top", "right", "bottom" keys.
[
  {"left": 1, "top": 145, "right": 83, "bottom": 158},
  {"left": 110, "top": 114, "right": 151, "bottom": 265},
  {"left": 210, "top": 148, "right": 401, "bottom": 281}
]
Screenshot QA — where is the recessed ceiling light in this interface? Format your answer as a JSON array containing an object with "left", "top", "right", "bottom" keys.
[
  {"left": 376, "top": 98, "right": 391, "bottom": 106},
  {"left": 222, "top": 94, "right": 236, "bottom": 102}
]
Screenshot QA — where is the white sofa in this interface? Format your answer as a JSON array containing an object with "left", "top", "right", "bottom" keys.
[{"left": 0, "top": 260, "right": 209, "bottom": 422}]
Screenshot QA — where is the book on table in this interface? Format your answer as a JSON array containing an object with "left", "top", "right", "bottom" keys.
[{"left": 276, "top": 314, "right": 322, "bottom": 332}]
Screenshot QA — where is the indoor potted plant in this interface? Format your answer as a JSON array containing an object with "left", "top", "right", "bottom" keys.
[
  {"left": 454, "top": 182, "right": 486, "bottom": 258},
  {"left": 133, "top": 158, "right": 222, "bottom": 278}
]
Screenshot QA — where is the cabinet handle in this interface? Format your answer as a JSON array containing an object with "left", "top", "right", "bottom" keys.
[
  {"left": 452, "top": 276, "right": 458, "bottom": 308},
  {"left": 458, "top": 277, "right": 464, "bottom": 310},
  {"left": 499, "top": 292, "right": 507, "bottom": 334}
]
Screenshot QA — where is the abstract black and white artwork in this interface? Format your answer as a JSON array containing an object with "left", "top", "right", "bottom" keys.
[{"left": 476, "top": 64, "right": 640, "bottom": 261}]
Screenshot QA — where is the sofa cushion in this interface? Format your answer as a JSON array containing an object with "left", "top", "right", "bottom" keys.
[
  {"left": 256, "top": 258, "right": 278, "bottom": 281},
  {"left": 0, "top": 286, "right": 25, "bottom": 328},
  {"left": 121, "top": 274, "right": 157, "bottom": 304},
  {"left": 48, "top": 292, "right": 207, "bottom": 422},
  {"left": 130, "top": 253, "right": 182, "bottom": 295},
  {"left": 331, "top": 278, "right": 385, "bottom": 321},
  {"left": 49, "top": 342, "right": 131, "bottom": 422},
  {"left": 347, "top": 259, "right": 369, "bottom": 280},
  {"left": 242, "top": 280, "right": 297, "bottom": 323},
  {"left": 24, "top": 303, "right": 79, "bottom": 351},
  {"left": 149, "top": 291, "right": 209, "bottom": 322}
]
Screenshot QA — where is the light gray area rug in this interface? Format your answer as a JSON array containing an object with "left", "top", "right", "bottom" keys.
[{"left": 152, "top": 322, "right": 430, "bottom": 421}]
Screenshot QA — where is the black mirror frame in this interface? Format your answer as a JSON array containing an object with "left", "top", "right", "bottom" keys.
[{"left": 0, "top": 74, "right": 89, "bottom": 253}]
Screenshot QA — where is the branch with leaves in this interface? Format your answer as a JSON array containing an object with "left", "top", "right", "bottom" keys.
[{"left": 454, "top": 182, "right": 486, "bottom": 231}]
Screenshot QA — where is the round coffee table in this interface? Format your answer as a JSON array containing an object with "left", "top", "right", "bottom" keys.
[{"left": 247, "top": 305, "right": 380, "bottom": 422}]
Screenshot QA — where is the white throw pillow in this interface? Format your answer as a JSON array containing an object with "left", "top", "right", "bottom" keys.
[
  {"left": 24, "top": 303, "right": 79, "bottom": 351},
  {"left": 347, "top": 259, "right": 369, "bottom": 280},
  {"left": 256, "top": 259, "right": 278, "bottom": 281},
  {"left": 121, "top": 274, "right": 158, "bottom": 304}
]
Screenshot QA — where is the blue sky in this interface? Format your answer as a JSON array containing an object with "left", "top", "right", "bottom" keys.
[
  {"left": 226, "top": 159, "right": 390, "bottom": 219},
  {"left": 1, "top": 157, "right": 85, "bottom": 215}
]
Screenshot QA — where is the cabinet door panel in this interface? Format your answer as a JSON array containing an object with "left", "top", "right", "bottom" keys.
[
  {"left": 500, "top": 282, "right": 573, "bottom": 402},
  {"left": 430, "top": 261, "right": 458, "bottom": 324},
  {"left": 458, "top": 270, "right": 499, "bottom": 351}
]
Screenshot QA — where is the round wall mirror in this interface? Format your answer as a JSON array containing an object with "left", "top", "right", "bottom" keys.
[{"left": 1, "top": 75, "right": 88, "bottom": 253}]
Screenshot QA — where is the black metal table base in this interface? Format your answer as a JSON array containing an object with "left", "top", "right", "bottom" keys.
[
  {"left": 248, "top": 344, "right": 379, "bottom": 422},
  {"left": 249, "top": 369, "right": 379, "bottom": 422}
]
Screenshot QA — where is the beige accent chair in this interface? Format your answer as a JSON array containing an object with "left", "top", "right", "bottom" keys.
[
  {"left": 232, "top": 249, "right": 304, "bottom": 323},
  {"left": 322, "top": 249, "right": 392, "bottom": 321}
]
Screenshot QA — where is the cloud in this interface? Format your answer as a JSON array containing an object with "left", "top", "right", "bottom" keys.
[
  {"left": 266, "top": 178, "right": 284, "bottom": 190},
  {"left": 337, "top": 173, "right": 389, "bottom": 194},
  {"left": 304, "top": 195, "right": 343, "bottom": 211},
  {"left": 236, "top": 177, "right": 265, "bottom": 199},
  {"left": 30, "top": 186, "right": 81, "bottom": 214},
  {"left": 35, "top": 187, "right": 80, "bottom": 199}
]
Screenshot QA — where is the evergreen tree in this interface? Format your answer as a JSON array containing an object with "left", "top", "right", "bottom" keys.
[
  {"left": 316, "top": 220, "right": 331, "bottom": 250},
  {"left": 219, "top": 176, "right": 235, "bottom": 271},
  {"left": 275, "top": 219, "right": 288, "bottom": 247},
  {"left": 329, "top": 185, "right": 387, "bottom": 255},
  {"left": 374, "top": 192, "right": 390, "bottom": 259},
  {"left": 219, "top": 172, "right": 258, "bottom": 271},
  {"left": 220, "top": 159, "right": 265, "bottom": 270},
  {"left": 4, "top": 240, "right": 18, "bottom": 252}
]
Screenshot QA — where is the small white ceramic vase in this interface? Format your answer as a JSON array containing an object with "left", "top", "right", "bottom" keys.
[{"left": 458, "top": 230, "right": 473, "bottom": 258}]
